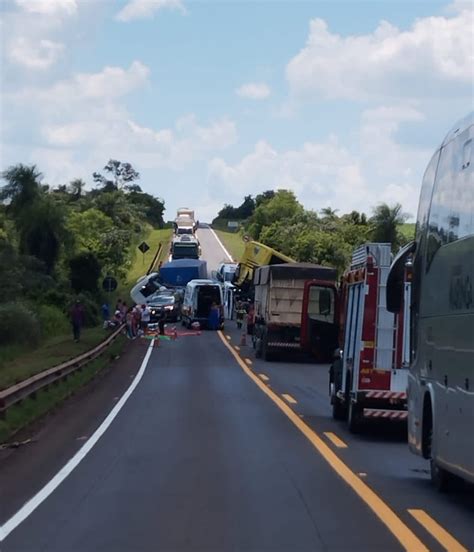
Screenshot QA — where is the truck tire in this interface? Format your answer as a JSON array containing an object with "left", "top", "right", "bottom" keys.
[
  {"left": 262, "top": 335, "right": 273, "bottom": 362},
  {"left": 348, "top": 400, "right": 362, "bottom": 433},
  {"left": 255, "top": 339, "right": 262, "bottom": 358},
  {"left": 330, "top": 360, "right": 347, "bottom": 420}
]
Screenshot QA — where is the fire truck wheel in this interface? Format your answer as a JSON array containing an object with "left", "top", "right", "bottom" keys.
[
  {"left": 348, "top": 401, "right": 362, "bottom": 433},
  {"left": 332, "top": 397, "right": 347, "bottom": 420}
]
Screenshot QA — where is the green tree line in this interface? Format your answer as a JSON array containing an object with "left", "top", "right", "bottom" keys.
[
  {"left": 213, "top": 190, "right": 410, "bottom": 274},
  {"left": 0, "top": 160, "right": 165, "bottom": 353}
]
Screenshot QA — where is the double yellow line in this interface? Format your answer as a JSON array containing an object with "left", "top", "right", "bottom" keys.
[{"left": 218, "top": 330, "right": 428, "bottom": 552}]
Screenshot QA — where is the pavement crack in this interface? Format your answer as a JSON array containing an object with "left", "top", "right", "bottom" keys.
[{"left": 281, "top": 461, "right": 328, "bottom": 552}]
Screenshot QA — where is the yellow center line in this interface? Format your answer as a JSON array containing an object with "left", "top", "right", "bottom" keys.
[
  {"left": 408, "top": 509, "right": 467, "bottom": 552},
  {"left": 217, "top": 330, "right": 428, "bottom": 552},
  {"left": 244, "top": 358, "right": 253, "bottom": 366},
  {"left": 282, "top": 393, "right": 297, "bottom": 404},
  {"left": 323, "top": 432, "right": 348, "bottom": 449},
  {"left": 234, "top": 345, "right": 240, "bottom": 351},
  {"left": 258, "top": 373, "right": 269, "bottom": 382},
  {"left": 226, "top": 335, "right": 231, "bottom": 340}
]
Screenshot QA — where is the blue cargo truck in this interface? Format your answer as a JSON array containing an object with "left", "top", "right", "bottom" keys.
[{"left": 159, "top": 259, "right": 207, "bottom": 287}]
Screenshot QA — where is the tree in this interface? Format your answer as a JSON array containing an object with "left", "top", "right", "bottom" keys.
[
  {"left": 127, "top": 189, "right": 165, "bottom": 227},
  {"left": 255, "top": 190, "right": 275, "bottom": 207},
  {"left": 93, "top": 159, "right": 140, "bottom": 191},
  {"left": 235, "top": 195, "right": 255, "bottom": 219},
  {"left": 370, "top": 203, "right": 409, "bottom": 250},
  {"left": 69, "top": 251, "right": 101, "bottom": 293},
  {"left": 320, "top": 207, "right": 339, "bottom": 219},
  {"left": 67, "top": 209, "right": 131, "bottom": 277},
  {"left": 17, "top": 196, "right": 69, "bottom": 273},
  {"left": 68, "top": 178, "right": 86, "bottom": 199},
  {"left": 247, "top": 190, "right": 303, "bottom": 240},
  {"left": 0, "top": 164, "right": 43, "bottom": 219}
]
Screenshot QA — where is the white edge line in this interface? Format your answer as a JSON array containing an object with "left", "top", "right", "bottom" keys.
[
  {"left": 0, "top": 340, "right": 155, "bottom": 543},
  {"left": 208, "top": 226, "right": 234, "bottom": 262}
]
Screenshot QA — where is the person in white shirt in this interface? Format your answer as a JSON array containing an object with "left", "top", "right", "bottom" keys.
[{"left": 141, "top": 304, "right": 151, "bottom": 332}]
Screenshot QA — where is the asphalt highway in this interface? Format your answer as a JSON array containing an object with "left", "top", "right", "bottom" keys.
[{"left": 0, "top": 226, "right": 472, "bottom": 551}]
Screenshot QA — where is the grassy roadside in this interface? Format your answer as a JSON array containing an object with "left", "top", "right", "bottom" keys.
[
  {"left": 214, "top": 229, "right": 245, "bottom": 261},
  {"left": 126, "top": 227, "right": 172, "bottom": 290},
  {"left": 0, "top": 327, "right": 108, "bottom": 391},
  {"left": 0, "top": 335, "right": 127, "bottom": 443}
]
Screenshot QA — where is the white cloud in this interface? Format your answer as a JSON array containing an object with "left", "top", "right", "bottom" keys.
[
  {"left": 5, "top": 0, "right": 79, "bottom": 70},
  {"left": 236, "top": 82, "right": 271, "bottom": 100},
  {"left": 15, "top": 0, "right": 78, "bottom": 17},
  {"left": 116, "top": 0, "right": 187, "bottom": 22},
  {"left": 9, "top": 37, "right": 64, "bottom": 69},
  {"left": 5, "top": 60, "right": 237, "bottom": 191},
  {"left": 13, "top": 61, "right": 151, "bottom": 107},
  {"left": 208, "top": 106, "right": 430, "bottom": 218},
  {"left": 286, "top": 8, "right": 473, "bottom": 101}
]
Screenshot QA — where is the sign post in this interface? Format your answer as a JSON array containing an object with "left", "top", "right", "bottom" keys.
[
  {"left": 138, "top": 241, "right": 150, "bottom": 266},
  {"left": 102, "top": 276, "right": 118, "bottom": 293}
]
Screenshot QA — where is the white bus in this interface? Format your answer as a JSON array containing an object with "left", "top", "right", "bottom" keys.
[{"left": 387, "top": 112, "right": 473, "bottom": 490}]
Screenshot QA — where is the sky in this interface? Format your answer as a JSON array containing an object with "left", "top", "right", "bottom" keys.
[{"left": 0, "top": 0, "right": 472, "bottom": 222}]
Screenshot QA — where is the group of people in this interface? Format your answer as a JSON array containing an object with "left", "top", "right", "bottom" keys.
[{"left": 102, "top": 300, "right": 152, "bottom": 339}]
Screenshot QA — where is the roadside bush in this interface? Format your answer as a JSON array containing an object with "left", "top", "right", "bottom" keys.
[
  {"left": 0, "top": 302, "right": 40, "bottom": 347},
  {"left": 69, "top": 251, "right": 101, "bottom": 293},
  {"left": 34, "top": 303, "right": 69, "bottom": 338}
]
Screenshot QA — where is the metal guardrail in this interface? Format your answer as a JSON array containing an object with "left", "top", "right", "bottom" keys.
[
  {"left": 147, "top": 242, "right": 163, "bottom": 275},
  {"left": 0, "top": 324, "right": 125, "bottom": 416}
]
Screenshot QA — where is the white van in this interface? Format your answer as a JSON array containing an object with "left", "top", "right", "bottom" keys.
[{"left": 181, "top": 279, "right": 224, "bottom": 329}]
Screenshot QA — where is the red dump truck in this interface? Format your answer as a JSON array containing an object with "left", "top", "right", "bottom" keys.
[{"left": 253, "top": 263, "right": 339, "bottom": 362}]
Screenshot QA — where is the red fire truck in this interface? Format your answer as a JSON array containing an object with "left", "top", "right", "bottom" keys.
[{"left": 329, "top": 243, "right": 412, "bottom": 432}]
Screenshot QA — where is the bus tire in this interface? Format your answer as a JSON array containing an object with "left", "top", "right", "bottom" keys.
[{"left": 430, "top": 459, "right": 453, "bottom": 493}]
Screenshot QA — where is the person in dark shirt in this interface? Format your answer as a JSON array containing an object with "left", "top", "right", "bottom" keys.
[{"left": 70, "top": 300, "right": 85, "bottom": 342}]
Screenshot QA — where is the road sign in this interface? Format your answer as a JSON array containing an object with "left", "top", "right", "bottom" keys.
[
  {"left": 102, "top": 276, "right": 118, "bottom": 293},
  {"left": 138, "top": 241, "right": 150, "bottom": 254}
]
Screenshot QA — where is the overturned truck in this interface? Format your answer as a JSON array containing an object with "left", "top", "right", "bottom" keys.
[{"left": 253, "top": 263, "right": 338, "bottom": 362}]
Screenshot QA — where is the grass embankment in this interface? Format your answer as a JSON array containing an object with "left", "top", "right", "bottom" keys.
[
  {"left": 0, "top": 327, "right": 107, "bottom": 391},
  {"left": 126, "top": 227, "right": 173, "bottom": 289},
  {"left": 0, "top": 335, "right": 127, "bottom": 443},
  {"left": 214, "top": 229, "right": 245, "bottom": 261}
]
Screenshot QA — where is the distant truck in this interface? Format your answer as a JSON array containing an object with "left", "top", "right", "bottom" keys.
[
  {"left": 159, "top": 259, "right": 207, "bottom": 287},
  {"left": 171, "top": 236, "right": 200, "bottom": 260},
  {"left": 253, "top": 263, "right": 339, "bottom": 362},
  {"left": 233, "top": 240, "right": 294, "bottom": 296},
  {"left": 175, "top": 216, "right": 195, "bottom": 235}
]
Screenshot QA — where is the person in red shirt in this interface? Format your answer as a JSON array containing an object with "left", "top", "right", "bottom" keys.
[{"left": 70, "top": 300, "right": 85, "bottom": 342}]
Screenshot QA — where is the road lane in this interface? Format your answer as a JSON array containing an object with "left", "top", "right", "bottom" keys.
[
  {"left": 3, "top": 332, "right": 403, "bottom": 551},
  {"left": 196, "top": 224, "right": 232, "bottom": 275},
  {"left": 222, "top": 323, "right": 474, "bottom": 551}
]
